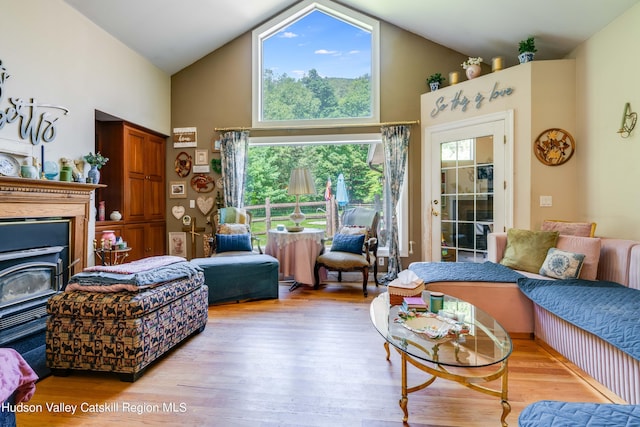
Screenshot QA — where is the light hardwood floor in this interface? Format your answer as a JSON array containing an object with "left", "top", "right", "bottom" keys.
[{"left": 17, "top": 280, "right": 617, "bottom": 426}]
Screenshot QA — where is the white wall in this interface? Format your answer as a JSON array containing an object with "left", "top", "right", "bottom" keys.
[
  {"left": 570, "top": 3, "right": 640, "bottom": 240},
  {"left": 0, "top": 0, "right": 170, "bottom": 165},
  {"left": 0, "top": 0, "right": 170, "bottom": 263}
]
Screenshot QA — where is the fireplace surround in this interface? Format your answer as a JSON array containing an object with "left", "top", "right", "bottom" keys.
[{"left": 0, "top": 176, "right": 101, "bottom": 376}]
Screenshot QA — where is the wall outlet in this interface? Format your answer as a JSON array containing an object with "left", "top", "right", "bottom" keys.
[{"left": 378, "top": 257, "right": 384, "bottom": 266}]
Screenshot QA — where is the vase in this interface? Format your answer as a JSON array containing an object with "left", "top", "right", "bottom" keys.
[
  {"left": 518, "top": 52, "right": 535, "bottom": 64},
  {"left": 429, "top": 82, "right": 440, "bottom": 92},
  {"left": 101, "top": 230, "right": 117, "bottom": 249},
  {"left": 110, "top": 210, "right": 122, "bottom": 221},
  {"left": 465, "top": 64, "right": 482, "bottom": 80},
  {"left": 87, "top": 165, "right": 100, "bottom": 184}
]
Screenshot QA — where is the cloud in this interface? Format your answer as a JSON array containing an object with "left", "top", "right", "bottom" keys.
[
  {"left": 314, "top": 49, "right": 338, "bottom": 55},
  {"left": 348, "top": 50, "right": 360, "bottom": 54},
  {"left": 291, "top": 70, "right": 306, "bottom": 78},
  {"left": 280, "top": 31, "right": 298, "bottom": 38}
]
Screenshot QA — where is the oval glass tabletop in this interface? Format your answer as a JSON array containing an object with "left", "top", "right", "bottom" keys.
[{"left": 370, "top": 291, "right": 512, "bottom": 368}]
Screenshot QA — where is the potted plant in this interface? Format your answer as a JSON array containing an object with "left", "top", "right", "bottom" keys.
[
  {"left": 461, "top": 57, "right": 483, "bottom": 80},
  {"left": 427, "top": 73, "right": 445, "bottom": 91},
  {"left": 84, "top": 151, "right": 109, "bottom": 184},
  {"left": 518, "top": 37, "right": 537, "bottom": 63}
]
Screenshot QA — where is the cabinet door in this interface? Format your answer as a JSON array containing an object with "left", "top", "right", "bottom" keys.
[
  {"left": 147, "top": 221, "right": 166, "bottom": 257},
  {"left": 124, "top": 127, "right": 147, "bottom": 222},
  {"left": 145, "top": 134, "right": 165, "bottom": 221},
  {"left": 123, "top": 223, "right": 146, "bottom": 261}
]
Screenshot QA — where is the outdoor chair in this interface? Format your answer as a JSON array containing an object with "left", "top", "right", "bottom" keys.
[{"left": 313, "top": 206, "right": 379, "bottom": 296}]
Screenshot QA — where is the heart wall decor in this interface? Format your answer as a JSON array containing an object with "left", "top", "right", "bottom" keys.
[
  {"left": 197, "top": 196, "right": 214, "bottom": 215},
  {"left": 171, "top": 205, "right": 185, "bottom": 220}
]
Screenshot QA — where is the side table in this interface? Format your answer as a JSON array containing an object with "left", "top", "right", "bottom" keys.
[
  {"left": 94, "top": 247, "right": 132, "bottom": 266},
  {"left": 265, "top": 228, "right": 325, "bottom": 290}
]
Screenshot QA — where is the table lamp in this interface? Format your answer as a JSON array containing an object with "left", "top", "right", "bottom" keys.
[{"left": 287, "top": 167, "right": 316, "bottom": 232}]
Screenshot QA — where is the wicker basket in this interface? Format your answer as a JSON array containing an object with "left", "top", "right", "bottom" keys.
[{"left": 388, "top": 281, "right": 425, "bottom": 306}]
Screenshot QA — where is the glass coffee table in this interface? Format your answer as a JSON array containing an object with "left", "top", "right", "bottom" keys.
[{"left": 370, "top": 291, "right": 513, "bottom": 426}]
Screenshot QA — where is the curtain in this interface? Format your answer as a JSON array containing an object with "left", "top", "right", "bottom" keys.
[
  {"left": 220, "top": 130, "right": 249, "bottom": 207},
  {"left": 380, "top": 124, "right": 410, "bottom": 283}
]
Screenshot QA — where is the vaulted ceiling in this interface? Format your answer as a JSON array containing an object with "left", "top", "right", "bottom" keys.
[{"left": 64, "top": 0, "right": 639, "bottom": 75}]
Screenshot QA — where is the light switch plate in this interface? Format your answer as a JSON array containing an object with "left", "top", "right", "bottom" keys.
[
  {"left": 189, "top": 199, "right": 195, "bottom": 208},
  {"left": 540, "top": 195, "right": 552, "bottom": 207}
]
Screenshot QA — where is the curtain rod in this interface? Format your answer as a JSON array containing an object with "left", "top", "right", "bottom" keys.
[{"left": 214, "top": 120, "right": 419, "bottom": 133}]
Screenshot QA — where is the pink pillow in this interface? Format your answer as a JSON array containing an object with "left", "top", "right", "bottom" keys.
[
  {"left": 541, "top": 220, "right": 596, "bottom": 237},
  {"left": 556, "top": 235, "right": 601, "bottom": 280}
]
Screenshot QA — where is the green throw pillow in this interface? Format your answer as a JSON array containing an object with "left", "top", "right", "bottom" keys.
[{"left": 499, "top": 229, "right": 559, "bottom": 274}]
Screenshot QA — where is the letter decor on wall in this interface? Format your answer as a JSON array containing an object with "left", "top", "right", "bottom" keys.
[
  {"left": 0, "top": 59, "right": 69, "bottom": 145},
  {"left": 430, "top": 82, "right": 515, "bottom": 119}
]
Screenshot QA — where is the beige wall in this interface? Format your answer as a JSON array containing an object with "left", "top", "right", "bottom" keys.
[
  {"left": 570, "top": 3, "right": 640, "bottom": 239},
  {"left": 171, "top": 20, "right": 469, "bottom": 262},
  {"left": 1, "top": 0, "right": 171, "bottom": 261}
]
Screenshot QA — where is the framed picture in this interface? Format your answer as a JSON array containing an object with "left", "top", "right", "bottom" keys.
[
  {"left": 195, "top": 149, "right": 208, "bottom": 165},
  {"left": 169, "top": 181, "right": 187, "bottom": 198},
  {"left": 168, "top": 232, "right": 187, "bottom": 257},
  {"left": 212, "top": 139, "right": 221, "bottom": 152}
]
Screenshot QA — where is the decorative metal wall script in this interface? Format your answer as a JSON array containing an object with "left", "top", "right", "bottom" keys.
[
  {"left": 0, "top": 60, "right": 69, "bottom": 145},
  {"left": 430, "top": 82, "right": 515, "bottom": 118}
]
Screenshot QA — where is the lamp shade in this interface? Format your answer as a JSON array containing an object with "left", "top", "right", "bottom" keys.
[{"left": 288, "top": 168, "right": 316, "bottom": 196}]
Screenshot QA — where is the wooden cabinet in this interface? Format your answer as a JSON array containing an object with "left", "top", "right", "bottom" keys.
[{"left": 96, "top": 121, "right": 167, "bottom": 262}]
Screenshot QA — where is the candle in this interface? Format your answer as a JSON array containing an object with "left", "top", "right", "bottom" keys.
[
  {"left": 448, "top": 71, "right": 460, "bottom": 85},
  {"left": 492, "top": 56, "right": 504, "bottom": 72}
]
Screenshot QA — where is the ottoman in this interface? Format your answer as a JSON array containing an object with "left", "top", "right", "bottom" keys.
[
  {"left": 45, "top": 272, "right": 208, "bottom": 382},
  {"left": 191, "top": 254, "right": 279, "bottom": 305}
]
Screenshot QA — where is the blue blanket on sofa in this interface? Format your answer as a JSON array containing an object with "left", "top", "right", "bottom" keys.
[
  {"left": 408, "top": 261, "right": 525, "bottom": 284},
  {"left": 519, "top": 400, "right": 640, "bottom": 426},
  {"left": 517, "top": 278, "right": 640, "bottom": 361}
]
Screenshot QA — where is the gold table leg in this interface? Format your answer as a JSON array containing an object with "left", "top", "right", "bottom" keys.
[{"left": 389, "top": 347, "right": 510, "bottom": 426}]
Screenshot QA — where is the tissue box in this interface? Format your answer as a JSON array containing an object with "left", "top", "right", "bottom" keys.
[{"left": 388, "top": 281, "right": 425, "bottom": 305}]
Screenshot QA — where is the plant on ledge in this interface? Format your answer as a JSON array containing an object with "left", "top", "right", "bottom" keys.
[
  {"left": 461, "top": 57, "right": 483, "bottom": 69},
  {"left": 426, "top": 73, "right": 445, "bottom": 91},
  {"left": 84, "top": 152, "right": 109, "bottom": 169},
  {"left": 518, "top": 37, "right": 537, "bottom": 63}
]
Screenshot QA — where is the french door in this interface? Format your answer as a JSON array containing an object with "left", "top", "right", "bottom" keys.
[{"left": 424, "top": 112, "right": 513, "bottom": 262}]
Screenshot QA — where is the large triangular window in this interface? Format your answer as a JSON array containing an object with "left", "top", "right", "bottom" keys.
[{"left": 252, "top": 0, "right": 380, "bottom": 128}]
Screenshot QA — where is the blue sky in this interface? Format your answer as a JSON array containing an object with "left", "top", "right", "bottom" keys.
[{"left": 263, "top": 10, "right": 371, "bottom": 80}]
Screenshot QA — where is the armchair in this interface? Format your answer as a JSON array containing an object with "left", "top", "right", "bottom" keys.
[
  {"left": 313, "top": 207, "right": 379, "bottom": 296},
  {"left": 208, "top": 207, "right": 262, "bottom": 256}
]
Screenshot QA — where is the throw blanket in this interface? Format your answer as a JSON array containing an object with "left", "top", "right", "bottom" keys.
[
  {"left": 0, "top": 349, "right": 38, "bottom": 403},
  {"left": 84, "top": 255, "right": 186, "bottom": 274},
  {"left": 68, "top": 258, "right": 202, "bottom": 292},
  {"left": 518, "top": 278, "right": 640, "bottom": 360},
  {"left": 519, "top": 400, "right": 640, "bottom": 426},
  {"left": 408, "top": 261, "right": 525, "bottom": 284}
]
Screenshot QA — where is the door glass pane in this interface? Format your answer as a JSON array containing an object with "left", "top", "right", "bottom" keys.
[{"left": 439, "top": 135, "right": 494, "bottom": 263}]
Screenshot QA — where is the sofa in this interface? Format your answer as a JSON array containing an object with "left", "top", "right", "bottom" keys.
[{"left": 409, "top": 231, "right": 640, "bottom": 405}]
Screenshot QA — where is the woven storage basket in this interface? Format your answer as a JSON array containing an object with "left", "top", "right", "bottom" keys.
[{"left": 388, "top": 281, "right": 425, "bottom": 306}]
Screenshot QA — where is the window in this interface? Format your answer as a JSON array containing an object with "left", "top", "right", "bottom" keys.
[
  {"left": 252, "top": 0, "right": 380, "bottom": 128},
  {"left": 246, "top": 135, "right": 408, "bottom": 258}
]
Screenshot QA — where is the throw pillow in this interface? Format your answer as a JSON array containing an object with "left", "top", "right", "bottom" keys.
[
  {"left": 499, "top": 229, "right": 559, "bottom": 274},
  {"left": 539, "top": 247, "right": 586, "bottom": 279},
  {"left": 556, "top": 235, "right": 601, "bottom": 280},
  {"left": 340, "top": 225, "right": 368, "bottom": 236},
  {"left": 331, "top": 233, "right": 365, "bottom": 254},
  {"left": 541, "top": 220, "right": 597, "bottom": 237},
  {"left": 217, "top": 223, "right": 249, "bottom": 235},
  {"left": 216, "top": 233, "right": 252, "bottom": 253}
]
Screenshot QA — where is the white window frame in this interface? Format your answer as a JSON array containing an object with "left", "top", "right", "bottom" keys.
[
  {"left": 251, "top": 0, "right": 380, "bottom": 128},
  {"left": 248, "top": 134, "right": 408, "bottom": 258}
]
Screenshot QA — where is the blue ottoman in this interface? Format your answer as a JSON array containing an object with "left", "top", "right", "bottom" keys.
[{"left": 191, "top": 254, "right": 279, "bottom": 305}]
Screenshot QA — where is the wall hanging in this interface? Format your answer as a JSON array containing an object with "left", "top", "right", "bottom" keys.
[{"left": 533, "top": 128, "right": 575, "bottom": 166}]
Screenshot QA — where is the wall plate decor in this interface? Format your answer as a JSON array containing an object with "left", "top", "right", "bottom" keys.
[
  {"left": 171, "top": 205, "right": 186, "bottom": 219},
  {"left": 216, "top": 177, "right": 224, "bottom": 189},
  {"left": 182, "top": 214, "right": 192, "bottom": 226},
  {"left": 196, "top": 196, "right": 214, "bottom": 215},
  {"left": 0, "top": 153, "right": 20, "bottom": 177},
  {"left": 534, "top": 128, "right": 575, "bottom": 166},
  {"left": 174, "top": 151, "right": 192, "bottom": 177},
  {"left": 190, "top": 174, "right": 215, "bottom": 193}
]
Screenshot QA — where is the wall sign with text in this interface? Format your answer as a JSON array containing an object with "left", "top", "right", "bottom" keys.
[{"left": 430, "top": 82, "right": 515, "bottom": 118}]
